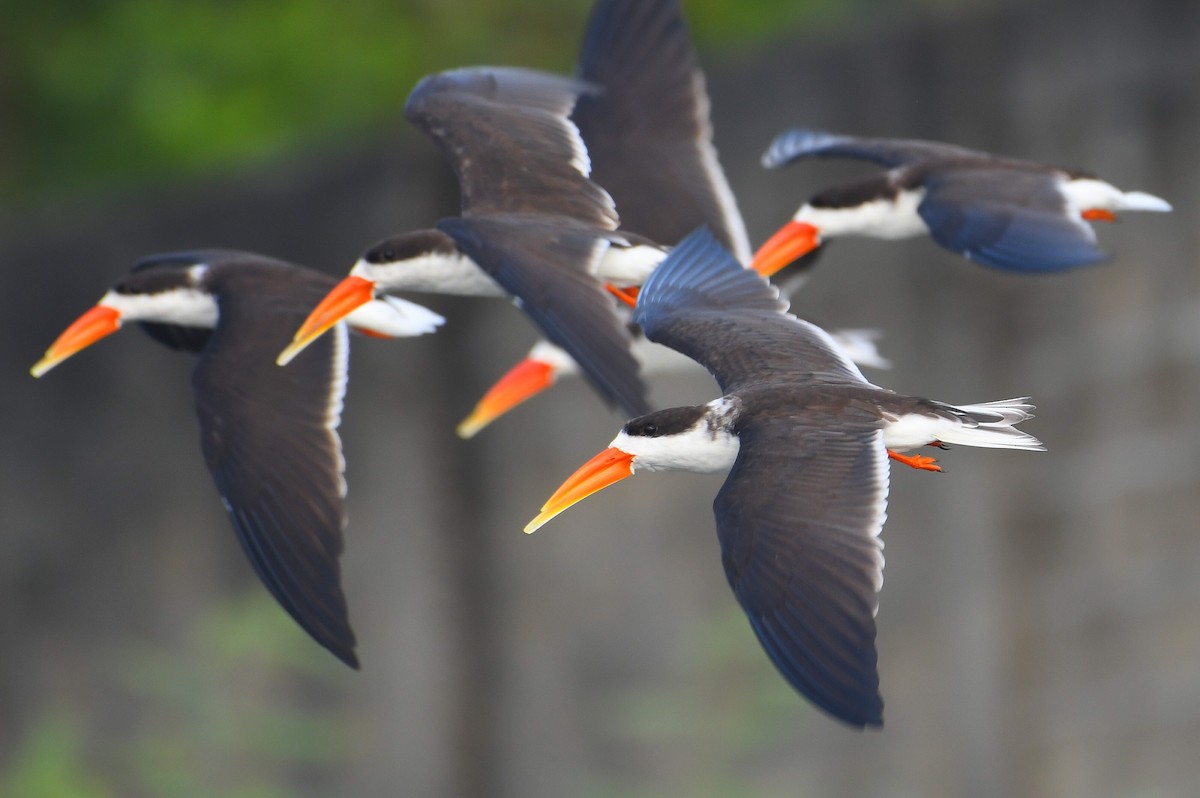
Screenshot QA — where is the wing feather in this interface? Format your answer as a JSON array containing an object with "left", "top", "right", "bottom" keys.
[
  {"left": 715, "top": 411, "right": 888, "bottom": 727},
  {"left": 405, "top": 67, "right": 617, "bottom": 228},
  {"left": 574, "top": 0, "right": 751, "bottom": 260},
  {"left": 763, "top": 129, "right": 989, "bottom": 170},
  {"left": 192, "top": 265, "right": 359, "bottom": 668},
  {"left": 634, "top": 229, "right": 866, "bottom": 392}
]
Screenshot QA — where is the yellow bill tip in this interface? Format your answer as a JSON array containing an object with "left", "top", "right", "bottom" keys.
[
  {"left": 455, "top": 358, "right": 557, "bottom": 439},
  {"left": 30, "top": 304, "right": 122, "bottom": 378},
  {"left": 522, "top": 447, "right": 635, "bottom": 535},
  {"left": 279, "top": 275, "right": 376, "bottom": 366},
  {"left": 523, "top": 512, "right": 555, "bottom": 535},
  {"left": 276, "top": 338, "right": 312, "bottom": 367},
  {"left": 30, "top": 356, "right": 60, "bottom": 379}
]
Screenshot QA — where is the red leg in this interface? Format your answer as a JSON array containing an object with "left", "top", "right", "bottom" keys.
[
  {"left": 606, "top": 284, "right": 639, "bottom": 309},
  {"left": 889, "top": 449, "right": 943, "bottom": 472}
]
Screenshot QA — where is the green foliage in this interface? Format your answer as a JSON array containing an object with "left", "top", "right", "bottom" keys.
[
  {"left": 0, "top": 714, "right": 112, "bottom": 798},
  {"left": 4, "top": 0, "right": 844, "bottom": 203},
  {"left": 0, "top": 590, "right": 349, "bottom": 798},
  {"left": 587, "top": 605, "right": 817, "bottom": 798}
]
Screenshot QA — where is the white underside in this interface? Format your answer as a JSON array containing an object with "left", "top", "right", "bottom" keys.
[{"left": 795, "top": 188, "right": 928, "bottom": 240}]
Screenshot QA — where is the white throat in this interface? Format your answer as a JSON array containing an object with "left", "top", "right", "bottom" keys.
[
  {"left": 797, "top": 188, "right": 928, "bottom": 240},
  {"left": 614, "top": 399, "right": 742, "bottom": 474},
  {"left": 100, "top": 287, "right": 218, "bottom": 328},
  {"left": 596, "top": 243, "right": 668, "bottom": 288},
  {"left": 351, "top": 252, "right": 505, "bottom": 297}
]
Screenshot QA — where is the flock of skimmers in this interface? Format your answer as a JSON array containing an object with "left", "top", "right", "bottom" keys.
[{"left": 31, "top": 0, "right": 1170, "bottom": 728}]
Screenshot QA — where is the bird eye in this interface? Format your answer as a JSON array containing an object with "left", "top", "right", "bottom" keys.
[
  {"left": 383, "top": 250, "right": 396, "bottom": 262},
  {"left": 643, "top": 423, "right": 658, "bottom": 436}
]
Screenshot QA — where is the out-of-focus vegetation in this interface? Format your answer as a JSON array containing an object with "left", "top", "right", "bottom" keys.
[
  {"left": 0, "top": 591, "right": 348, "bottom": 797},
  {"left": 590, "top": 606, "right": 816, "bottom": 798},
  {"left": 2, "top": 0, "right": 855, "bottom": 204}
]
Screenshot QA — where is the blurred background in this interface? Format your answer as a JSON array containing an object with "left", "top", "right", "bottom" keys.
[{"left": 2, "top": 0, "right": 1198, "bottom": 796}]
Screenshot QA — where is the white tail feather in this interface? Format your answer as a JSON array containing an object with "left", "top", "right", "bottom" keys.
[
  {"left": 347, "top": 295, "right": 445, "bottom": 338},
  {"left": 933, "top": 398, "right": 1044, "bottom": 451},
  {"left": 885, "top": 397, "right": 1044, "bottom": 452},
  {"left": 1118, "top": 191, "right": 1172, "bottom": 212}
]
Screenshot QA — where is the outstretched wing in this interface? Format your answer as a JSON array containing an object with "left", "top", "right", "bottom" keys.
[
  {"left": 191, "top": 267, "right": 358, "bottom": 668},
  {"left": 918, "top": 168, "right": 1107, "bottom": 272},
  {"left": 405, "top": 66, "right": 617, "bottom": 229},
  {"left": 574, "top": 0, "right": 750, "bottom": 261},
  {"left": 634, "top": 228, "right": 866, "bottom": 393},
  {"left": 763, "top": 129, "right": 988, "bottom": 170},
  {"left": 439, "top": 215, "right": 650, "bottom": 417},
  {"left": 715, "top": 409, "right": 888, "bottom": 727}
]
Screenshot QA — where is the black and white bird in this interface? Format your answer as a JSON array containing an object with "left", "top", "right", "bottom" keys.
[
  {"left": 454, "top": 0, "right": 886, "bottom": 438},
  {"left": 279, "top": 66, "right": 668, "bottom": 419},
  {"left": 751, "top": 129, "right": 1172, "bottom": 277},
  {"left": 525, "top": 228, "right": 1044, "bottom": 728},
  {"left": 31, "top": 250, "right": 444, "bottom": 668},
  {"left": 453, "top": 0, "right": 750, "bottom": 438}
]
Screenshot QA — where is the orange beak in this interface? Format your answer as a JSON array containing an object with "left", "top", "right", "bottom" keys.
[
  {"left": 277, "top": 275, "right": 376, "bottom": 365},
  {"left": 30, "top": 304, "right": 122, "bottom": 378},
  {"left": 749, "top": 220, "right": 821, "bottom": 278},
  {"left": 524, "top": 447, "right": 635, "bottom": 533},
  {"left": 605, "top": 283, "right": 639, "bottom": 309},
  {"left": 456, "top": 358, "right": 558, "bottom": 439}
]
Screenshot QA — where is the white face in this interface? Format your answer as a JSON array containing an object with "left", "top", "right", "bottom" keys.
[
  {"left": 99, "top": 286, "right": 218, "bottom": 328},
  {"left": 796, "top": 188, "right": 928, "bottom": 240},
  {"left": 350, "top": 251, "right": 504, "bottom": 297},
  {"left": 613, "top": 400, "right": 741, "bottom": 475}
]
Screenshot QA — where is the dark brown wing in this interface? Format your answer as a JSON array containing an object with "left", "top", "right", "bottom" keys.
[
  {"left": 405, "top": 67, "right": 617, "bottom": 228},
  {"left": 635, "top": 228, "right": 866, "bottom": 393},
  {"left": 191, "top": 263, "right": 358, "bottom": 668},
  {"left": 715, "top": 401, "right": 888, "bottom": 727},
  {"left": 573, "top": 0, "right": 750, "bottom": 260},
  {"left": 439, "top": 215, "right": 650, "bottom": 417}
]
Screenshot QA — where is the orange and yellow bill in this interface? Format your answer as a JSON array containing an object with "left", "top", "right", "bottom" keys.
[
  {"left": 456, "top": 358, "right": 557, "bottom": 439},
  {"left": 277, "top": 275, "right": 375, "bottom": 366},
  {"left": 524, "top": 447, "right": 635, "bottom": 534},
  {"left": 30, "top": 304, "right": 122, "bottom": 378},
  {"left": 749, "top": 220, "right": 820, "bottom": 278}
]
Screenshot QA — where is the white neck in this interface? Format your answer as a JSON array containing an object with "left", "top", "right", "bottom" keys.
[
  {"left": 615, "top": 399, "right": 741, "bottom": 474},
  {"left": 351, "top": 252, "right": 505, "bottom": 297},
  {"left": 796, "top": 188, "right": 928, "bottom": 240},
  {"left": 99, "top": 288, "right": 218, "bottom": 328},
  {"left": 596, "top": 243, "right": 667, "bottom": 288}
]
